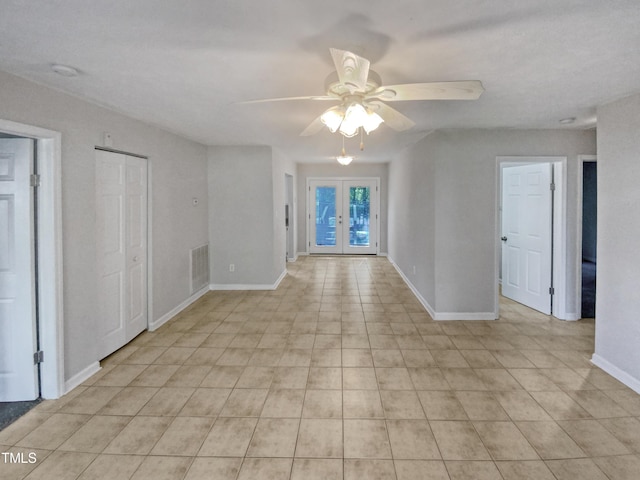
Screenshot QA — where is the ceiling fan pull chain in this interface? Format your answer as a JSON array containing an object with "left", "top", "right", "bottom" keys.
[{"left": 360, "top": 128, "right": 365, "bottom": 151}]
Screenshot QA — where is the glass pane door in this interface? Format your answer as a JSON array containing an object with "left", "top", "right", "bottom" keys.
[
  {"left": 343, "top": 180, "right": 377, "bottom": 254},
  {"left": 309, "top": 181, "right": 343, "bottom": 254}
]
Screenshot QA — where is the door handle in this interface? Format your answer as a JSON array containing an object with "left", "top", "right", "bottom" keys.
[
  {"left": 133, "top": 256, "right": 139, "bottom": 262},
  {"left": 501, "top": 236, "right": 508, "bottom": 242}
]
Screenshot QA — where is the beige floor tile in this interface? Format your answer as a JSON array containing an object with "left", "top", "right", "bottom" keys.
[
  {"left": 248, "top": 348, "right": 284, "bottom": 366},
  {"left": 183, "top": 347, "right": 225, "bottom": 366},
  {"left": 179, "top": 387, "right": 231, "bottom": 416},
  {"left": 540, "top": 368, "right": 597, "bottom": 391},
  {"left": 592, "top": 454, "right": 640, "bottom": 480},
  {"left": 16, "top": 413, "right": 90, "bottom": 450},
  {"left": 342, "top": 349, "right": 373, "bottom": 367},
  {"left": 76, "top": 454, "right": 144, "bottom": 480},
  {"left": 545, "top": 458, "right": 609, "bottom": 480},
  {"left": 138, "top": 387, "right": 195, "bottom": 416},
  {"left": 303, "top": 389, "right": 342, "bottom": 418},
  {"left": 310, "top": 348, "right": 342, "bottom": 366},
  {"left": 558, "top": 419, "right": 630, "bottom": 456},
  {"left": 343, "top": 367, "right": 378, "bottom": 390},
  {"left": 344, "top": 459, "right": 397, "bottom": 480},
  {"left": 307, "top": 367, "right": 342, "bottom": 389},
  {"left": 58, "top": 387, "right": 123, "bottom": 415},
  {"left": 567, "top": 390, "right": 631, "bottom": 418},
  {"left": 237, "top": 458, "right": 292, "bottom": 480},
  {"left": 371, "top": 350, "right": 406, "bottom": 367},
  {"left": 97, "top": 387, "right": 158, "bottom": 416},
  {"left": 441, "top": 368, "right": 488, "bottom": 391},
  {"left": 343, "top": 390, "right": 383, "bottom": 419},
  {"left": 599, "top": 416, "right": 640, "bottom": 453},
  {"left": 129, "top": 364, "right": 180, "bottom": 387},
  {"left": 445, "top": 461, "right": 503, "bottom": 480},
  {"left": 58, "top": 415, "right": 131, "bottom": 453},
  {"left": 496, "top": 460, "right": 557, "bottom": 480},
  {"left": 219, "top": 388, "right": 268, "bottom": 417},
  {"left": 386, "top": 419, "right": 440, "bottom": 460},
  {"left": 493, "top": 391, "right": 553, "bottom": 421},
  {"left": 262, "top": 389, "right": 305, "bottom": 418},
  {"left": 129, "top": 456, "right": 191, "bottom": 480},
  {"left": 344, "top": 419, "right": 392, "bottom": 459},
  {"left": 150, "top": 416, "right": 214, "bottom": 456},
  {"left": 198, "top": 417, "right": 257, "bottom": 456},
  {"left": 454, "top": 391, "right": 509, "bottom": 421},
  {"left": 432, "top": 350, "right": 470, "bottom": 368},
  {"left": 604, "top": 389, "right": 640, "bottom": 415},
  {"left": 417, "top": 391, "right": 468, "bottom": 420},
  {"left": 291, "top": 458, "right": 343, "bottom": 480},
  {"left": 22, "top": 451, "right": 96, "bottom": 480},
  {"left": 0, "top": 447, "right": 52, "bottom": 480},
  {"left": 164, "top": 365, "right": 212, "bottom": 387},
  {"left": 529, "top": 390, "right": 592, "bottom": 420},
  {"left": 0, "top": 411, "right": 53, "bottom": 446},
  {"left": 216, "top": 348, "right": 254, "bottom": 366},
  {"left": 408, "top": 368, "right": 450, "bottom": 390},
  {"left": 246, "top": 418, "right": 299, "bottom": 457},
  {"left": 296, "top": 419, "right": 343, "bottom": 458},
  {"left": 430, "top": 421, "right": 491, "bottom": 460},
  {"left": 473, "top": 421, "right": 539, "bottom": 460},
  {"left": 401, "top": 350, "right": 436, "bottom": 368},
  {"left": 516, "top": 421, "right": 586, "bottom": 459},
  {"left": 380, "top": 390, "right": 426, "bottom": 419},
  {"left": 153, "top": 346, "right": 196, "bottom": 364},
  {"left": 376, "top": 368, "right": 414, "bottom": 390},
  {"left": 235, "top": 366, "right": 275, "bottom": 389},
  {"left": 474, "top": 369, "right": 523, "bottom": 390},
  {"left": 103, "top": 416, "right": 172, "bottom": 455},
  {"left": 459, "top": 350, "right": 503, "bottom": 368},
  {"left": 271, "top": 367, "right": 309, "bottom": 389},
  {"left": 394, "top": 460, "right": 448, "bottom": 480},
  {"left": 122, "top": 346, "right": 167, "bottom": 365},
  {"left": 93, "top": 364, "right": 148, "bottom": 387},
  {"left": 184, "top": 457, "right": 242, "bottom": 480}
]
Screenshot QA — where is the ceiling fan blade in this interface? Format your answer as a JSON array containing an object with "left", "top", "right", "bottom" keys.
[
  {"left": 300, "top": 116, "right": 326, "bottom": 137},
  {"left": 330, "top": 48, "right": 370, "bottom": 92},
  {"left": 371, "top": 80, "right": 484, "bottom": 101},
  {"left": 367, "top": 101, "right": 415, "bottom": 131},
  {"left": 239, "top": 95, "right": 336, "bottom": 105}
]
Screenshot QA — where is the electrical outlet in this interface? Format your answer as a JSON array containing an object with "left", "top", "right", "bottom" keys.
[{"left": 229, "top": 264, "right": 235, "bottom": 272}]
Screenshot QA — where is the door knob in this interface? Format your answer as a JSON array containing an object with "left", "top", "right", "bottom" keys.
[
  {"left": 133, "top": 256, "right": 139, "bottom": 262},
  {"left": 500, "top": 236, "right": 508, "bottom": 242}
]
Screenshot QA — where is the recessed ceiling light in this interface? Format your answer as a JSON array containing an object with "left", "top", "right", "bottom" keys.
[
  {"left": 559, "top": 117, "right": 576, "bottom": 125},
  {"left": 51, "top": 64, "right": 79, "bottom": 77}
]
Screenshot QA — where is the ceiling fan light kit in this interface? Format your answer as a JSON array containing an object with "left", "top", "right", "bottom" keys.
[{"left": 243, "top": 48, "right": 484, "bottom": 162}]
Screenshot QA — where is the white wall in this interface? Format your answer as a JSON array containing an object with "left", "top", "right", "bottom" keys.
[
  {"left": 593, "top": 93, "right": 640, "bottom": 392},
  {"left": 296, "top": 162, "right": 389, "bottom": 254},
  {"left": 388, "top": 129, "right": 596, "bottom": 318},
  {"left": 208, "top": 145, "right": 285, "bottom": 287},
  {"left": 0, "top": 71, "right": 209, "bottom": 382}
]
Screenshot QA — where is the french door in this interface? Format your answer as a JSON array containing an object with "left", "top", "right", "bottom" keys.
[{"left": 309, "top": 179, "right": 378, "bottom": 254}]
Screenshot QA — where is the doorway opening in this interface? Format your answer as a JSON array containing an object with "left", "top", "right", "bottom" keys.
[
  {"left": 0, "top": 118, "right": 64, "bottom": 403},
  {"left": 496, "top": 156, "right": 569, "bottom": 320},
  {"left": 307, "top": 178, "right": 379, "bottom": 255},
  {"left": 285, "top": 173, "right": 295, "bottom": 261},
  {"left": 577, "top": 155, "right": 597, "bottom": 318}
]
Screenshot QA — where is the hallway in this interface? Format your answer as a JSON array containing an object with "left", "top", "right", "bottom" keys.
[{"left": 1, "top": 256, "right": 639, "bottom": 480}]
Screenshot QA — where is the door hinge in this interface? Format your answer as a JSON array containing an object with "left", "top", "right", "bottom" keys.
[
  {"left": 550, "top": 182, "right": 555, "bottom": 191},
  {"left": 309, "top": 241, "right": 311, "bottom": 247},
  {"left": 376, "top": 214, "right": 378, "bottom": 220},
  {"left": 33, "top": 350, "right": 44, "bottom": 364},
  {"left": 549, "top": 287, "right": 555, "bottom": 295},
  {"left": 376, "top": 186, "right": 378, "bottom": 192},
  {"left": 376, "top": 242, "right": 378, "bottom": 247},
  {"left": 30, "top": 174, "right": 41, "bottom": 187}
]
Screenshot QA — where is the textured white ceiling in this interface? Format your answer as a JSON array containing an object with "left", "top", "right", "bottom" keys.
[{"left": 1, "top": 0, "right": 639, "bottom": 163}]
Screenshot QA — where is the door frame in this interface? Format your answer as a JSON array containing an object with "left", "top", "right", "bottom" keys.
[
  {"left": 306, "top": 177, "right": 380, "bottom": 255},
  {"left": 285, "top": 173, "right": 295, "bottom": 261},
  {"left": 495, "top": 156, "right": 569, "bottom": 320},
  {"left": 576, "top": 154, "right": 597, "bottom": 318},
  {"left": 0, "top": 118, "right": 64, "bottom": 399}
]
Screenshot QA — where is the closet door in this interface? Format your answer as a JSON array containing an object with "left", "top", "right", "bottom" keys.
[{"left": 96, "top": 150, "right": 147, "bottom": 359}]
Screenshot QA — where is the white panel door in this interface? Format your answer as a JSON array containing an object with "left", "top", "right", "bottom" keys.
[
  {"left": 96, "top": 150, "right": 147, "bottom": 359},
  {"left": 0, "top": 138, "right": 38, "bottom": 401},
  {"left": 501, "top": 164, "right": 552, "bottom": 314}
]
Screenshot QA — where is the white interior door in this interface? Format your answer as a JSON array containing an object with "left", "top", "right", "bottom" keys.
[
  {"left": 96, "top": 150, "right": 147, "bottom": 359},
  {"left": 501, "top": 163, "right": 552, "bottom": 314},
  {"left": 0, "top": 138, "right": 38, "bottom": 401},
  {"left": 309, "top": 179, "right": 378, "bottom": 255}
]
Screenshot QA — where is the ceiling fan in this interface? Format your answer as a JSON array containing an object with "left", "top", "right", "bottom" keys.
[{"left": 242, "top": 48, "right": 484, "bottom": 138}]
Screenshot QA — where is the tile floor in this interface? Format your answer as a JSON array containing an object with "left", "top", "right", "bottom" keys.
[{"left": 2, "top": 256, "right": 640, "bottom": 479}]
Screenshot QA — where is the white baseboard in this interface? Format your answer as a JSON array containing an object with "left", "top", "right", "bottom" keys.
[
  {"left": 210, "top": 269, "right": 287, "bottom": 291},
  {"left": 560, "top": 313, "right": 581, "bottom": 321},
  {"left": 388, "top": 256, "right": 497, "bottom": 321},
  {"left": 591, "top": 354, "right": 640, "bottom": 394},
  {"left": 378, "top": 252, "right": 388, "bottom": 257},
  {"left": 149, "top": 286, "right": 210, "bottom": 331},
  {"left": 64, "top": 361, "right": 101, "bottom": 394}
]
